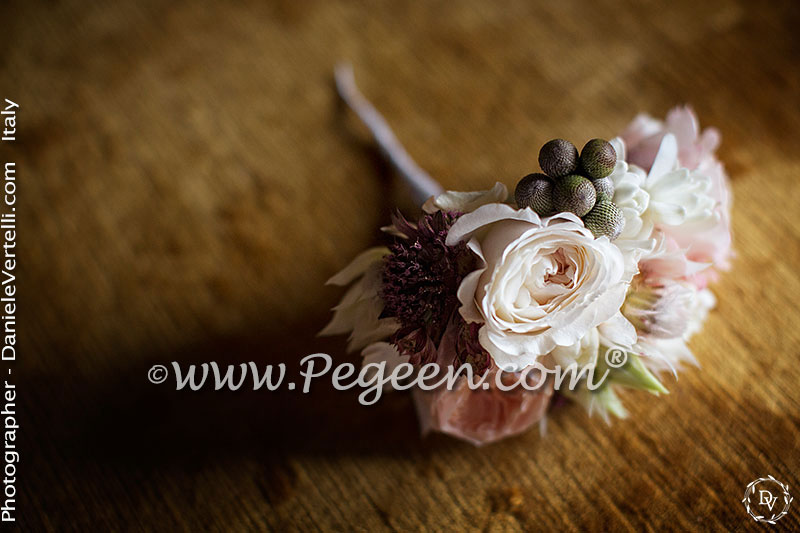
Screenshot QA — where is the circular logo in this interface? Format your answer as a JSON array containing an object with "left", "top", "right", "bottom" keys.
[
  {"left": 604, "top": 347, "right": 628, "bottom": 369},
  {"left": 742, "top": 476, "right": 792, "bottom": 524}
]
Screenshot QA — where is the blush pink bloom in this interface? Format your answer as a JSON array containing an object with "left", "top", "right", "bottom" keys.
[
  {"left": 622, "top": 106, "right": 720, "bottom": 172},
  {"left": 681, "top": 156, "right": 733, "bottom": 285},
  {"left": 414, "top": 319, "right": 553, "bottom": 446},
  {"left": 412, "top": 368, "right": 553, "bottom": 446},
  {"left": 638, "top": 236, "right": 710, "bottom": 288},
  {"left": 621, "top": 106, "right": 733, "bottom": 282}
]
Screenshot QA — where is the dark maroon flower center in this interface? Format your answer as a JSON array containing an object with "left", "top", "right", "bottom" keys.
[{"left": 381, "top": 210, "right": 475, "bottom": 343}]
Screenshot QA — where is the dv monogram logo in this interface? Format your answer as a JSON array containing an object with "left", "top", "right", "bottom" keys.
[
  {"left": 759, "top": 489, "right": 777, "bottom": 511},
  {"left": 743, "top": 476, "right": 792, "bottom": 524}
]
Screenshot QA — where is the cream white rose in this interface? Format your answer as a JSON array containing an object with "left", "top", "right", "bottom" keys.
[{"left": 446, "top": 204, "right": 631, "bottom": 371}]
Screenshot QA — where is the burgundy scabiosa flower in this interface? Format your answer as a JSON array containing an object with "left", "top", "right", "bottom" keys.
[{"left": 381, "top": 210, "right": 476, "bottom": 343}]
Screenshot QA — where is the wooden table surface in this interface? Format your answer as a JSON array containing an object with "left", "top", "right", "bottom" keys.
[{"left": 4, "top": 0, "right": 800, "bottom": 530}]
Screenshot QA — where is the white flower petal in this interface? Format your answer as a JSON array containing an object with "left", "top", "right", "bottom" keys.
[
  {"left": 446, "top": 203, "right": 541, "bottom": 246},
  {"left": 361, "top": 342, "right": 410, "bottom": 391},
  {"left": 326, "top": 247, "right": 389, "bottom": 286},
  {"left": 551, "top": 328, "right": 600, "bottom": 368},
  {"left": 423, "top": 182, "right": 508, "bottom": 214},
  {"left": 609, "top": 136, "right": 627, "bottom": 162},
  {"left": 320, "top": 249, "right": 399, "bottom": 352},
  {"left": 648, "top": 133, "right": 678, "bottom": 183},
  {"left": 598, "top": 311, "right": 637, "bottom": 348},
  {"left": 456, "top": 266, "right": 486, "bottom": 323}
]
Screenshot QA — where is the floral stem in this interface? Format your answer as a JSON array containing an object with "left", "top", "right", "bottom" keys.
[{"left": 334, "top": 63, "right": 444, "bottom": 206}]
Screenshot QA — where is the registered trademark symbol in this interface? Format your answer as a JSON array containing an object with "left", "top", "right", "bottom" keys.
[{"left": 604, "top": 347, "right": 628, "bottom": 369}]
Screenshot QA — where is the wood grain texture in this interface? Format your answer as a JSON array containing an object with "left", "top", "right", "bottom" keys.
[{"left": 2, "top": 0, "right": 799, "bottom": 530}]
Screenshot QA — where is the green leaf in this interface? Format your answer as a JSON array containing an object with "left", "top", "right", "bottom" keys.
[
  {"left": 599, "top": 349, "right": 669, "bottom": 395},
  {"left": 564, "top": 384, "right": 628, "bottom": 420}
]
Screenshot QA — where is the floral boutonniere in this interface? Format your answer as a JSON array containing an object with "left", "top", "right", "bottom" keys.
[{"left": 322, "top": 65, "right": 732, "bottom": 446}]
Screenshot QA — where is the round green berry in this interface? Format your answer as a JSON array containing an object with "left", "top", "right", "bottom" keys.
[
  {"left": 539, "top": 139, "right": 579, "bottom": 178},
  {"left": 553, "top": 174, "right": 596, "bottom": 217},
  {"left": 515, "top": 173, "right": 554, "bottom": 216},
  {"left": 595, "top": 192, "right": 613, "bottom": 204},
  {"left": 580, "top": 139, "right": 617, "bottom": 179},
  {"left": 583, "top": 200, "right": 625, "bottom": 240},
  {"left": 592, "top": 176, "right": 615, "bottom": 200}
]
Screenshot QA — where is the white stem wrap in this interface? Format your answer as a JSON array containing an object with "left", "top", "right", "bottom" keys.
[{"left": 334, "top": 64, "right": 444, "bottom": 206}]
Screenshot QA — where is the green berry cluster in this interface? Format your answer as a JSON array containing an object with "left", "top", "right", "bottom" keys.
[{"left": 514, "top": 138, "right": 625, "bottom": 240}]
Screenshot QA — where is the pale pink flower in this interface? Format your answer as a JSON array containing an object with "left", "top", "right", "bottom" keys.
[
  {"left": 628, "top": 287, "right": 716, "bottom": 376},
  {"left": 621, "top": 107, "right": 733, "bottom": 279},
  {"left": 622, "top": 251, "right": 718, "bottom": 378},
  {"left": 622, "top": 106, "right": 720, "bottom": 172},
  {"left": 622, "top": 276, "right": 695, "bottom": 340},
  {"left": 412, "top": 369, "right": 553, "bottom": 446},
  {"left": 638, "top": 235, "right": 711, "bottom": 288},
  {"left": 682, "top": 155, "right": 733, "bottom": 284}
]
